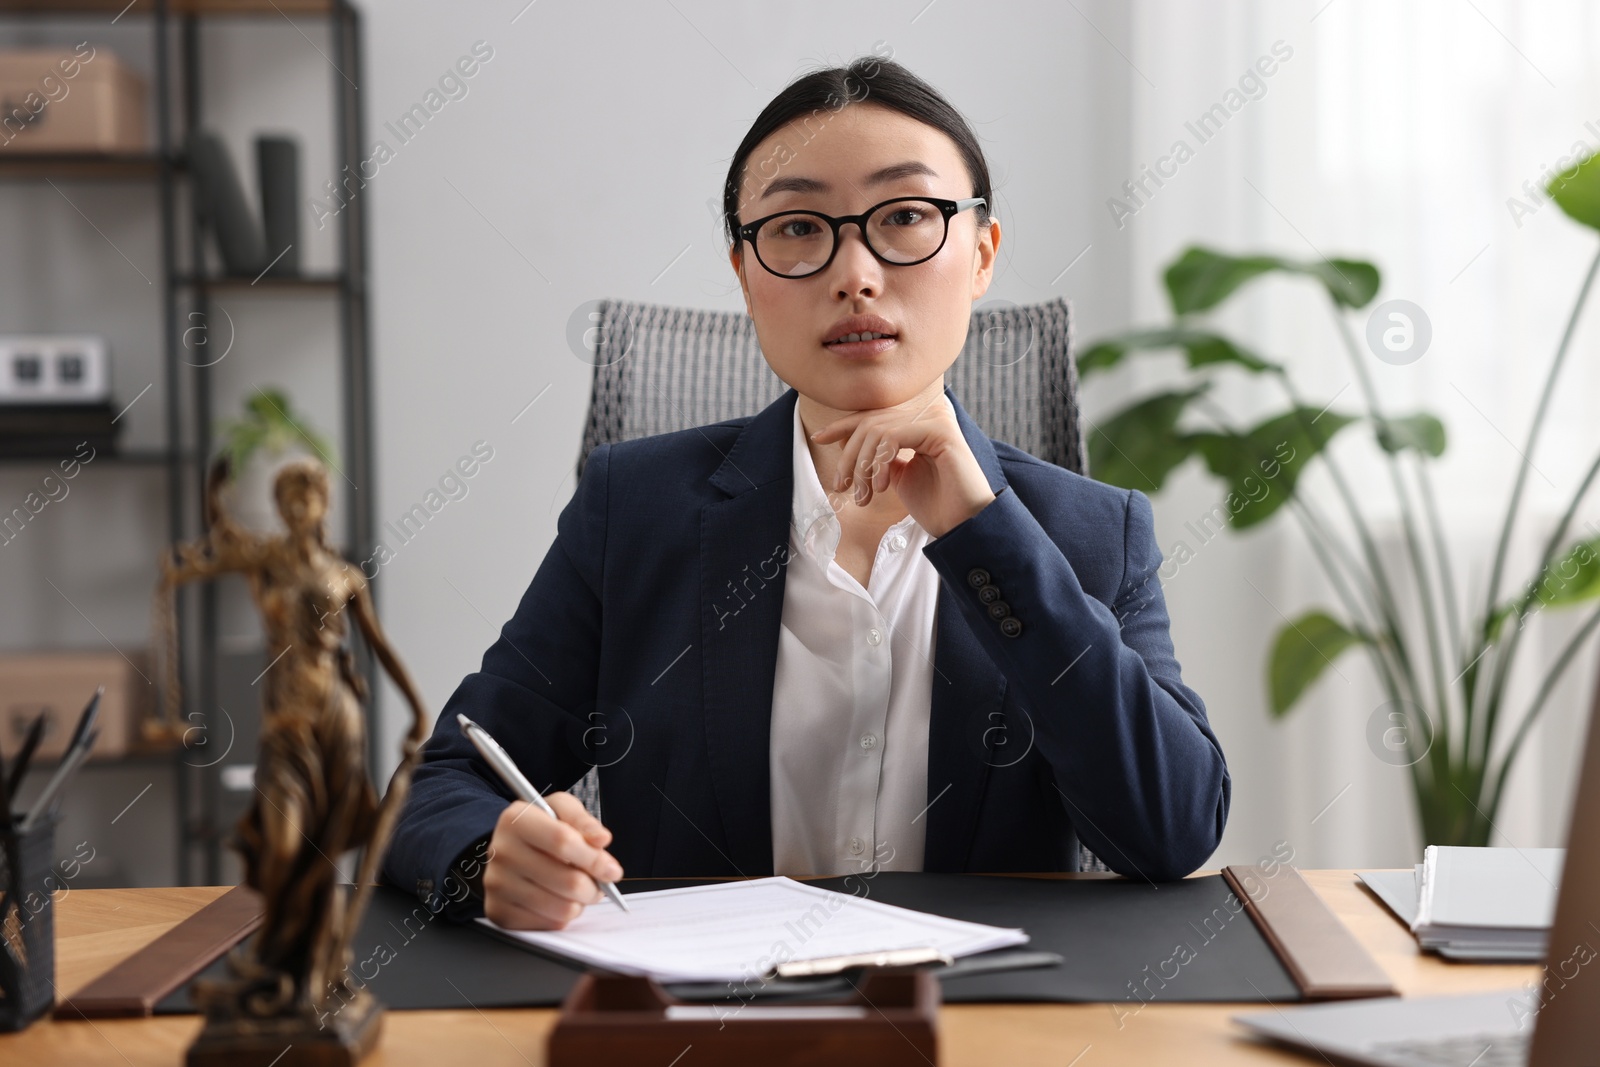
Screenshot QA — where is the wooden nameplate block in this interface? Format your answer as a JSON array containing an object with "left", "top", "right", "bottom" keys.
[
  {"left": 56, "top": 884, "right": 263, "bottom": 1019},
  {"left": 1222, "top": 863, "right": 1395, "bottom": 1000},
  {"left": 548, "top": 966, "right": 939, "bottom": 1067}
]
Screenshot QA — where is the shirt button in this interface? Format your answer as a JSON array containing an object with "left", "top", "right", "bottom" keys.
[
  {"left": 860, "top": 733, "right": 877, "bottom": 750},
  {"left": 889, "top": 533, "right": 907, "bottom": 552},
  {"left": 867, "top": 627, "right": 883, "bottom": 646},
  {"left": 848, "top": 837, "right": 865, "bottom": 855}
]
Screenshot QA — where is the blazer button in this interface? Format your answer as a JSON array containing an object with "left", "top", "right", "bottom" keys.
[
  {"left": 987, "top": 600, "right": 1011, "bottom": 620},
  {"left": 1000, "top": 617, "right": 1023, "bottom": 638},
  {"left": 978, "top": 585, "right": 1002, "bottom": 604},
  {"left": 967, "top": 567, "right": 991, "bottom": 589}
]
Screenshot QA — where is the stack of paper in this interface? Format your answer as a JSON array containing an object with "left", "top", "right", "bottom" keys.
[
  {"left": 479, "top": 875, "right": 1030, "bottom": 983},
  {"left": 1362, "top": 846, "right": 1563, "bottom": 961}
]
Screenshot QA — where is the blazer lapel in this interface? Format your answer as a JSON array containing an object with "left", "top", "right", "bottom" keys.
[
  {"left": 921, "top": 385, "right": 1012, "bottom": 871},
  {"left": 696, "top": 383, "right": 1012, "bottom": 876},
  {"left": 700, "top": 387, "right": 800, "bottom": 876}
]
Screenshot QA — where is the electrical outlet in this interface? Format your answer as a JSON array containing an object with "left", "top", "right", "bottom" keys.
[{"left": 0, "top": 334, "right": 109, "bottom": 402}]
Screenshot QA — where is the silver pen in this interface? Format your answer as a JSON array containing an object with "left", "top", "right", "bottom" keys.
[{"left": 457, "top": 713, "right": 631, "bottom": 913}]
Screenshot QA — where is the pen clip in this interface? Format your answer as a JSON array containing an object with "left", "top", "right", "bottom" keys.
[
  {"left": 769, "top": 946, "right": 953, "bottom": 980},
  {"left": 66, "top": 686, "right": 104, "bottom": 757}
]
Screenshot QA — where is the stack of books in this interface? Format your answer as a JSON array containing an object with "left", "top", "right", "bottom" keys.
[
  {"left": 0, "top": 402, "right": 117, "bottom": 458},
  {"left": 1359, "top": 845, "right": 1564, "bottom": 961}
]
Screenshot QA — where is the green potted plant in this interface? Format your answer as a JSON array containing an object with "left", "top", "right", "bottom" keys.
[
  {"left": 213, "top": 387, "right": 336, "bottom": 534},
  {"left": 1080, "top": 153, "right": 1600, "bottom": 847}
]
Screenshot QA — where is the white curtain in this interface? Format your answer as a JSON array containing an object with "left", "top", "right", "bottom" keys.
[{"left": 1097, "top": 0, "right": 1600, "bottom": 868}]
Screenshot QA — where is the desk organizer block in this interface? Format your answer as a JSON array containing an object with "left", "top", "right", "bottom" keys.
[
  {"left": 549, "top": 966, "right": 939, "bottom": 1067},
  {"left": 0, "top": 813, "right": 58, "bottom": 1031}
]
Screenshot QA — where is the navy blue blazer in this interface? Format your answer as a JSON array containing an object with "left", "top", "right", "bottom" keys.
[{"left": 382, "top": 385, "right": 1230, "bottom": 912}]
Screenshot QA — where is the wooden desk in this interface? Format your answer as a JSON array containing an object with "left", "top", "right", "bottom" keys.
[{"left": 2, "top": 870, "right": 1539, "bottom": 1066}]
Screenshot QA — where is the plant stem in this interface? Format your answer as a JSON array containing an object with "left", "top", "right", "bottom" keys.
[
  {"left": 1292, "top": 493, "right": 1392, "bottom": 643},
  {"left": 1330, "top": 307, "right": 1456, "bottom": 788},
  {"left": 1191, "top": 392, "right": 1417, "bottom": 711},
  {"left": 1470, "top": 245, "right": 1600, "bottom": 770},
  {"left": 1264, "top": 384, "right": 1436, "bottom": 800},
  {"left": 1287, "top": 496, "right": 1421, "bottom": 767},
  {"left": 1478, "top": 246, "right": 1600, "bottom": 663},
  {"left": 1270, "top": 370, "right": 1418, "bottom": 687},
  {"left": 1483, "top": 601, "right": 1600, "bottom": 821},
  {"left": 1416, "top": 457, "right": 1465, "bottom": 668},
  {"left": 1475, "top": 445, "right": 1600, "bottom": 772}
]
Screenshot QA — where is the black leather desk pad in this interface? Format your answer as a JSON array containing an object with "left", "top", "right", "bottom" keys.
[{"left": 156, "top": 872, "right": 1300, "bottom": 1011}]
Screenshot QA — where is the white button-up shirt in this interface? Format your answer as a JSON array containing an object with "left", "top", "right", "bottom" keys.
[{"left": 768, "top": 402, "right": 940, "bottom": 876}]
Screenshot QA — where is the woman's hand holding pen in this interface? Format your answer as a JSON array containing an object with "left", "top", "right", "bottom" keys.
[
  {"left": 482, "top": 791, "right": 625, "bottom": 931},
  {"left": 809, "top": 392, "right": 997, "bottom": 538}
]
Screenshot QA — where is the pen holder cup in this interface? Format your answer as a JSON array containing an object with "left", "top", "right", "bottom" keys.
[{"left": 0, "top": 813, "right": 59, "bottom": 1032}]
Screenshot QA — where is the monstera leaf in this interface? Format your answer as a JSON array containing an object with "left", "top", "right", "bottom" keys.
[
  {"left": 1164, "top": 246, "right": 1380, "bottom": 314},
  {"left": 1548, "top": 149, "right": 1600, "bottom": 232},
  {"left": 1086, "top": 386, "right": 1209, "bottom": 494},
  {"left": 1185, "top": 407, "right": 1361, "bottom": 528},
  {"left": 1487, "top": 535, "right": 1600, "bottom": 641},
  {"left": 1374, "top": 413, "right": 1447, "bottom": 457},
  {"left": 1268, "top": 611, "right": 1372, "bottom": 717},
  {"left": 1078, "top": 326, "right": 1279, "bottom": 378}
]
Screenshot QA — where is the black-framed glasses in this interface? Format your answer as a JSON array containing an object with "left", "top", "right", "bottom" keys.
[{"left": 736, "top": 196, "right": 987, "bottom": 279}]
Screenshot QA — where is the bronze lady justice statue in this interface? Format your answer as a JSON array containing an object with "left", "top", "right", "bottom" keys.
[{"left": 154, "top": 455, "right": 429, "bottom": 1061}]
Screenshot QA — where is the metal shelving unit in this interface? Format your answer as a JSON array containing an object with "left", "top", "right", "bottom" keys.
[{"left": 0, "top": 0, "right": 376, "bottom": 885}]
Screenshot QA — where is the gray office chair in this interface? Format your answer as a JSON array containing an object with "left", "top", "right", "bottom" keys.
[{"left": 570, "top": 295, "right": 1110, "bottom": 873}]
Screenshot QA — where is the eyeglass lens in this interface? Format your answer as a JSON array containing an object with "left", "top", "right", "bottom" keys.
[{"left": 752, "top": 199, "right": 949, "bottom": 277}]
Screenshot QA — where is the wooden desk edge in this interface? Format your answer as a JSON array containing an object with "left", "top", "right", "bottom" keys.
[{"left": 13, "top": 868, "right": 1539, "bottom": 1067}]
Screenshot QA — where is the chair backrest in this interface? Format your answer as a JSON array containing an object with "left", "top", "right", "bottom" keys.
[{"left": 576, "top": 296, "right": 1088, "bottom": 479}]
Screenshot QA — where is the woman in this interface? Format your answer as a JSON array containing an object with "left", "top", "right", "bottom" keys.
[{"left": 382, "top": 57, "right": 1230, "bottom": 931}]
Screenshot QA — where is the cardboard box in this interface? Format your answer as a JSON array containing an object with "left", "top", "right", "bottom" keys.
[
  {"left": 0, "top": 650, "right": 153, "bottom": 761},
  {"left": 0, "top": 47, "right": 148, "bottom": 154}
]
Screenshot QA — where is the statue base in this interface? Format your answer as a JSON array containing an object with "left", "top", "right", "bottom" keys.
[{"left": 185, "top": 987, "right": 383, "bottom": 1067}]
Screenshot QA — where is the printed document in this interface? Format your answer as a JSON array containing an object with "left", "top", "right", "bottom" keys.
[{"left": 477, "top": 875, "right": 1029, "bottom": 983}]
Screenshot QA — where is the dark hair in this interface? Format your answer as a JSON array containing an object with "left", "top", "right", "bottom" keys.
[{"left": 721, "top": 55, "right": 994, "bottom": 250}]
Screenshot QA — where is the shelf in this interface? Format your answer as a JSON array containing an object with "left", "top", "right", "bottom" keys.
[
  {"left": 176, "top": 272, "right": 345, "bottom": 292},
  {"left": 16, "top": 731, "right": 185, "bottom": 772},
  {"left": 1, "top": 0, "right": 371, "bottom": 889},
  {"left": 0, "top": 448, "right": 194, "bottom": 465},
  {"left": 0, "top": 152, "right": 180, "bottom": 181},
  {"left": 0, "top": 0, "right": 336, "bottom": 14}
]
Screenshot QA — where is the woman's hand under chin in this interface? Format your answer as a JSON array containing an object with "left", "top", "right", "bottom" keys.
[{"left": 809, "top": 393, "right": 998, "bottom": 538}]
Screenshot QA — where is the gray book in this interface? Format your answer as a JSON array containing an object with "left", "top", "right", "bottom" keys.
[
  {"left": 256, "top": 135, "right": 300, "bottom": 276},
  {"left": 186, "top": 130, "right": 268, "bottom": 276}
]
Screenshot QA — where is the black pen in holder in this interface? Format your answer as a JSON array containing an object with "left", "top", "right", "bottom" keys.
[{"left": 0, "top": 811, "right": 59, "bottom": 1032}]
